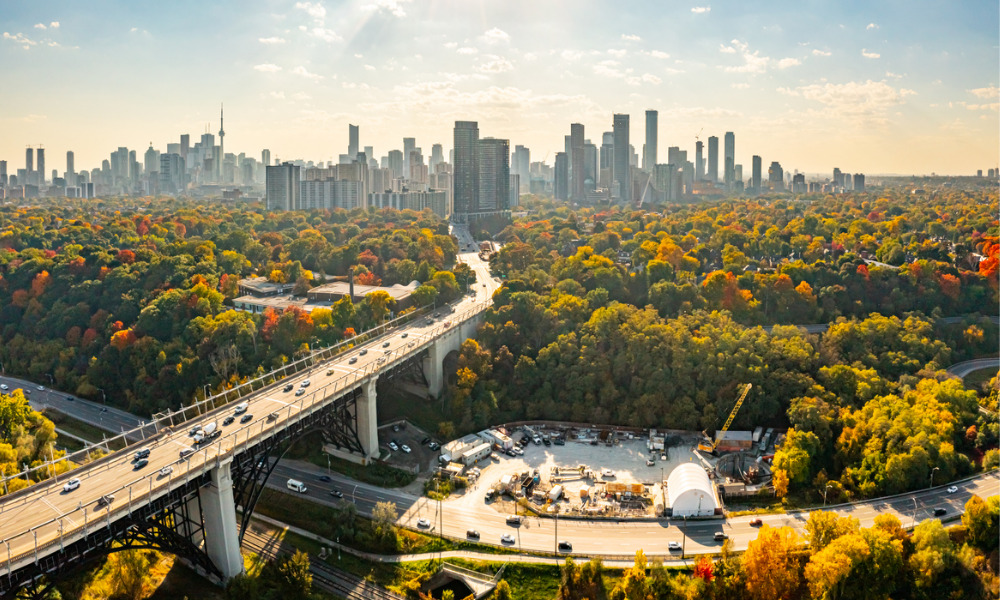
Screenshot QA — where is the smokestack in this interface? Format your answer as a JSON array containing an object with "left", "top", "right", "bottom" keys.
[{"left": 349, "top": 268, "right": 354, "bottom": 301}]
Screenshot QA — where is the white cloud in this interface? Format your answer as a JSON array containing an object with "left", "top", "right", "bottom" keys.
[
  {"left": 292, "top": 65, "right": 324, "bottom": 80},
  {"left": 561, "top": 50, "right": 583, "bottom": 61},
  {"left": 308, "top": 27, "right": 341, "bottom": 42},
  {"left": 885, "top": 71, "right": 904, "bottom": 79},
  {"left": 269, "top": 91, "right": 286, "bottom": 99},
  {"left": 457, "top": 46, "right": 478, "bottom": 55},
  {"left": 722, "top": 40, "right": 770, "bottom": 74},
  {"left": 648, "top": 50, "right": 670, "bottom": 59},
  {"left": 866, "top": 23, "right": 879, "bottom": 30},
  {"left": 3, "top": 32, "right": 37, "bottom": 49},
  {"left": 593, "top": 59, "right": 623, "bottom": 78},
  {"left": 354, "top": 53, "right": 363, "bottom": 58},
  {"left": 641, "top": 73, "right": 661, "bottom": 85},
  {"left": 364, "top": 64, "right": 376, "bottom": 71},
  {"left": 691, "top": 6, "right": 711, "bottom": 13},
  {"left": 777, "top": 57, "right": 801, "bottom": 69},
  {"left": 259, "top": 36, "right": 286, "bottom": 44},
  {"left": 812, "top": 49, "right": 831, "bottom": 57},
  {"left": 969, "top": 86, "right": 999, "bottom": 99},
  {"left": 361, "top": 0, "right": 412, "bottom": 17},
  {"left": 34, "top": 23, "right": 46, "bottom": 30},
  {"left": 480, "top": 27, "right": 510, "bottom": 45},
  {"left": 732, "top": 82, "right": 750, "bottom": 89},
  {"left": 718, "top": 43, "right": 736, "bottom": 54},
  {"left": 608, "top": 48, "right": 627, "bottom": 58},
  {"left": 253, "top": 63, "right": 282, "bottom": 72},
  {"left": 477, "top": 56, "right": 514, "bottom": 73},
  {"left": 292, "top": 92, "right": 312, "bottom": 100},
  {"left": 861, "top": 49, "right": 880, "bottom": 59},
  {"left": 295, "top": 2, "right": 326, "bottom": 22},
  {"left": 965, "top": 102, "right": 1000, "bottom": 111},
  {"left": 622, "top": 34, "right": 641, "bottom": 42},
  {"left": 780, "top": 79, "right": 916, "bottom": 124},
  {"left": 49, "top": 21, "right": 59, "bottom": 29},
  {"left": 443, "top": 42, "right": 457, "bottom": 49}
]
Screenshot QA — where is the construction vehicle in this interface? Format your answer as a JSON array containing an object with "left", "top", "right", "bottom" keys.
[{"left": 698, "top": 383, "right": 753, "bottom": 454}]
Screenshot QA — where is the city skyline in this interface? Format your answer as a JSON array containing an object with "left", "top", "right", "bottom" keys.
[{"left": 1, "top": 0, "right": 998, "bottom": 175}]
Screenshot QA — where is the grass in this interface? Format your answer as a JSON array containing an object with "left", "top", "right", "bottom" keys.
[
  {"left": 44, "top": 409, "right": 128, "bottom": 451},
  {"left": 53, "top": 549, "right": 224, "bottom": 600},
  {"left": 964, "top": 366, "right": 998, "bottom": 395},
  {"left": 376, "top": 386, "right": 448, "bottom": 438},
  {"left": 285, "top": 431, "right": 416, "bottom": 488}
]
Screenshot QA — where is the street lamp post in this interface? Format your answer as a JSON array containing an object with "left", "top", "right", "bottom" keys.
[
  {"left": 929, "top": 467, "right": 940, "bottom": 489},
  {"left": 98, "top": 388, "right": 106, "bottom": 404},
  {"left": 912, "top": 497, "right": 918, "bottom": 529},
  {"left": 682, "top": 516, "right": 688, "bottom": 559},
  {"left": 352, "top": 484, "right": 359, "bottom": 505},
  {"left": 823, "top": 483, "right": 833, "bottom": 507}
]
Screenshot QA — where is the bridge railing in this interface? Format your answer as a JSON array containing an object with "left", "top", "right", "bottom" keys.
[
  {"left": 0, "top": 300, "right": 446, "bottom": 493},
  {"left": 0, "top": 295, "right": 494, "bottom": 570}
]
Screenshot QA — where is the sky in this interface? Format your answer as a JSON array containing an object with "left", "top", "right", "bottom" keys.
[{"left": 1, "top": 0, "right": 998, "bottom": 176}]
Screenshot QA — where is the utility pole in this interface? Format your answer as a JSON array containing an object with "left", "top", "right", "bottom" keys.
[
  {"left": 929, "top": 467, "right": 939, "bottom": 489},
  {"left": 682, "top": 515, "right": 687, "bottom": 559},
  {"left": 823, "top": 483, "right": 832, "bottom": 507}
]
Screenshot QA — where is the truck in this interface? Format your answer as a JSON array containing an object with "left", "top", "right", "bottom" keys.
[
  {"left": 548, "top": 485, "right": 564, "bottom": 502},
  {"left": 286, "top": 479, "right": 308, "bottom": 493},
  {"left": 193, "top": 421, "right": 219, "bottom": 445}
]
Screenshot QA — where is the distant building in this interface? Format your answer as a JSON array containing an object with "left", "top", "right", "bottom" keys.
[
  {"left": 643, "top": 110, "right": 657, "bottom": 171},
  {"left": 612, "top": 113, "right": 630, "bottom": 202},
  {"left": 554, "top": 152, "right": 569, "bottom": 201},
  {"left": 266, "top": 162, "right": 300, "bottom": 210},
  {"left": 853, "top": 173, "right": 865, "bottom": 191},
  {"left": 369, "top": 190, "right": 448, "bottom": 219},
  {"left": 723, "top": 131, "right": 734, "bottom": 191},
  {"left": 707, "top": 136, "right": 719, "bottom": 183},
  {"left": 452, "top": 121, "right": 479, "bottom": 220},
  {"left": 768, "top": 161, "right": 784, "bottom": 192},
  {"left": 570, "top": 123, "right": 585, "bottom": 202},
  {"left": 751, "top": 155, "right": 762, "bottom": 194}
]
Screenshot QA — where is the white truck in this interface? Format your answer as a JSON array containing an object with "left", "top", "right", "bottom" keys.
[
  {"left": 193, "top": 421, "right": 218, "bottom": 445},
  {"left": 286, "top": 479, "right": 308, "bottom": 493}
]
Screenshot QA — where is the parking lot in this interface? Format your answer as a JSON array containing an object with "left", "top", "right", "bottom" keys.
[{"left": 378, "top": 420, "right": 440, "bottom": 472}]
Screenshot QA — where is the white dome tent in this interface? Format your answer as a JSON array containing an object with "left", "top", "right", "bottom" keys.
[{"left": 666, "top": 463, "right": 719, "bottom": 518}]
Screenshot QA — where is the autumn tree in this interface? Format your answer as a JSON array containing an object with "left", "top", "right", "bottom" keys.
[{"left": 741, "top": 526, "right": 801, "bottom": 600}]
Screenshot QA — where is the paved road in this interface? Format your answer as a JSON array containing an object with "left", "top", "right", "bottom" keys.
[
  {"left": 272, "top": 459, "right": 999, "bottom": 559},
  {"left": 947, "top": 357, "right": 999, "bottom": 378},
  {"left": 0, "top": 248, "right": 502, "bottom": 568},
  {"left": 0, "top": 375, "right": 144, "bottom": 438}
]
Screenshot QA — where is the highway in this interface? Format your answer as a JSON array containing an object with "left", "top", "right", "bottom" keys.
[
  {"left": 0, "top": 375, "right": 144, "bottom": 438},
  {"left": 0, "top": 244, "right": 501, "bottom": 571},
  {"left": 947, "top": 357, "right": 999, "bottom": 378},
  {"left": 269, "top": 460, "right": 999, "bottom": 559}
]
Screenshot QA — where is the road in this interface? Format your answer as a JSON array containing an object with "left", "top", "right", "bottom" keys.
[
  {"left": 0, "top": 246, "right": 502, "bottom": 569},
  {"left": 271, "top": 459, "right": 999, "bottom": 559},
  {"left": 0, "top": 375, "right": 144, "bottom": 438},
  {"left": 947, "top": 357, "right": 999, "bottom": 378}
]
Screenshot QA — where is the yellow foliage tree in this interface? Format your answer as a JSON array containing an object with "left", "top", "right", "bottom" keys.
[{"left": 742, "top": 526, "right": 801, "bottom": 600}]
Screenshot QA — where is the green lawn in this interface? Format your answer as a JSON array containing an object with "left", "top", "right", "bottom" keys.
[
  {"left": 285, "top": 431, "right": 416, "bottom": 488},
  {"left": 964, "top": 366, "right": 997, "bottom": 395},
  {"left": 43, "top": 409, "right": 128, "bottom": 451}
]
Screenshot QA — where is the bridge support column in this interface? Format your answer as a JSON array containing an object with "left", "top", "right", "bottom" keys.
[
  {"left": 422, "top": 342, "right": 444, "bottom": 398},
  {"left": 200, "top": 459, "right": 244, "bottom": 581},
  {"left": 357, "top": 378, "right": 380, "bottom": 459}
]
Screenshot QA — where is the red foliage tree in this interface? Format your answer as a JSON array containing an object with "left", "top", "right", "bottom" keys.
[
  {"left": 693, "top": 556, "right": 715, "bottom": 582},
  {"left": 117, "top": 249, "right": 136, "bottom": 264}
]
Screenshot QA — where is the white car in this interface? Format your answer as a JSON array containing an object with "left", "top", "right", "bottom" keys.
[
  {"left": 601, "top": 469, "right": 615, "bottom": 478},
  {"left": 668, "top": 541, "right": 682, "bottom": 551},
  {"left": 388, "top": 442, "right": 399, "bottom": 451},
  {"left": 947, "top": 485, "right": 958, "bottom": 493},
  {"left": 63, "top": 478, "right": 81, "bottom": 493},
  {"left": 500, "top": 534, "right": 515, "bottom": 545},
  {"left": 159, "top": 466, "right": 174, "bottom": 477},
  {"left": 417, "top": 518, "right": 431, "bottom": 529},
  {"left": 401, "top": 444, "right": 412, "bottom": 453},
  {"left": 0, "top": 384, "right": 7, "bottom": 391}
]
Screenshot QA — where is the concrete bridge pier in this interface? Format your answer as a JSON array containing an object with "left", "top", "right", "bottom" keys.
[
  {"left": 200, "top": 459, "right": 244, "bottom": 580},
  {"left": 357, "top": 377, "right": 380, "bottom": 459},
  {"left": 422, "top": 343, "right": 444, "bottom": 398}
]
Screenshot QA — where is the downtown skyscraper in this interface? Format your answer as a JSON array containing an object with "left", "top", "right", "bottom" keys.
[
  {"left": 612, "top": 113, "right": 630, "bottom": 202},
  {"left": 453, "top": 121, "right": 480, "bottom": 220},
  {"left": 643, "top": 110, "right": 657, "bottom": 171},
  {"left": 724, "top": 131, "right": 735, "bottom": 191},
  {"left": 707, "top": 136, "right": 719, "bottom": 183},
  {"left": 570, "top": 123, "right": 585, "bottom": 203}
]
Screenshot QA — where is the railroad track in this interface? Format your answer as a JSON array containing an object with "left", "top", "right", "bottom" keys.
[{"left": 242, "top": 529, "right": 404, "bottom": 600}]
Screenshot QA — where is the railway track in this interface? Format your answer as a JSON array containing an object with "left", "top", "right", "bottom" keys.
[{"left": 242, "top": 529, "right": 404, "bottom": 600}]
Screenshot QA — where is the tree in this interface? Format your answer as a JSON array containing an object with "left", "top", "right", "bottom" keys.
[
  {"left": 741, "top": 526, "right": 801, "bottom": 600},
  {"left": 805, "top": 511, "right": 859, "bottom": 552},
  {"left": 224, "top": 572, "right": 261, "bottom": 600},
  {"left": 106, "top": 548, "right": 152, "bottom": 600},
  {"left": 962, "top": 494, "right": 1000, "bottom": 552},
  {"left": 557, "top": 558, "right": 608, "bottom": 600},
  {"left": 267, "top": 550, "right": 312, "bottom": 600},
  {"left": 908, "top": 519, "right": 953, "bottom": 591},
  {"left": 773, "top": 469, "right": 790, "bottom": 498},
  {"left": 372, "top": 501, "right": 399, "bottom": 548},
  {"left": 492, "top": 580, "right": 514, "bottom": 600},
  {"left": 364, "top": 290, "right": 395, "bottom": 324}
]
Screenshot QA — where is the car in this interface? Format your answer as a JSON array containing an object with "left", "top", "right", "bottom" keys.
[
  {"left": 482, "top": 283, "right": 487, "bottom": 288},
  {"left": 179, "top": 447, "right": 195, "bottom": 459},
  {"left": 558, "top": 541, "right": 573, "bottom": 552},
  {"left": 601, "top": 469, "right": 615, "bottom": 478},
  {"left": 188, "top": 426, "right": 202, "bottom": 437},
  {"left": 401, "top": 444, "right": 412, "bottom": 453},
  {"left": 668, "top": 541, "right": 682, "bottom": 551},
  {"left": 283, "top": 383, "right": 294, "bottom": 392},
  {"left": 383, "top": 349, "right": 391, "bottom": 355},
  {"left": 37, "top": 386, "right": 44, "bottom": 391},
  {"left": 133, "top": 448, "right": 150, "bottom": 461},
  {"left": 947, "top": 485, "right": 958, "bottom": 493},
  {"left": 295, "top": 388, "right": 305, "bottom": 396},
  {"left": 466, "top": 529, "right": 480, "bottom": 540},
  {"left": 749, "top": 517, "right": 763, "bottom": 527},
  {"left": 359, "top": 349, "right": 368, "bottom": 356},
  {"left": 382, "top": 341, "right": 391, "bottom": 348},
  {"left": 300, "top": 380, "right": 311, "bottom": 387},
  {"left": 421, "top": 437, "right": 431, "bottom": 445},
  {"left": 933, "top": 508, "right": 947, "bottom": 516},
  {"left": 63, "top": 478, "right": 81, "bottom": 493},
  {"left": 327, "top": 368, "right": 335, "bottom": 375},
  {"left": 542, "top": 438, "right": 551, "bottom": 446},
  {"left": 428, "top": 442, "right": 440, "bottom": 451},
  {"left": 514, "top": 447, "right": 524, "bottom": 456},
  {"left": 234, "top": 402, "right": 248, "bottom": 415},
  {"left": 133, "top": 459, "right": 148, "bottom": 470},
  {"left": 222, "top": 416, "right": 235, "bottom": 426},
  {"left": 554, "top": 438, "right": 565, "bottom": 446},
  {"left": 417, "top": 518, "right": 431, "bottom": 529},
  {"left": 330, "top": 490, "right": 344, "bottom": 498},
  {"left": 24, "top": 389, "right": 32, "bottom": 395},
  {"left": 500, "top": 534, "right": 515, "bottom": 545},
  {"left": 267, "top": 412, "right": 279, "bottom": 422},
  {"left": 318, "top": 475, "right": 332, "bottom": 483},
  {"left": 392, "top": 424, "right": 400, "bottom": 432},
  {"left": 96, "top": 494, "right": 115, "bottom": 507},
  {"left": 0, "top": 384, "right": 7, "bottom": 391},
  {"left": 100, "top": 407, "right": 108, "bottom": 413},
  {"left": 240, "top": 414, "right": 253, "bottom": 424},
  {"left": 401, "top": 332, "right": 408, "bottom": 338},
  {"left": 388, "top": 442, "right": 399, "bottom": 451},
  {"left": 660, "top": 454, "right": 666, "bottom": 462},
  {"left": 349, "top": 357, "right": 358, "bottom": 364},
  {"left": 159, "top": 466, "right": 174, "bottom": 477},
  {"left": 506, "top": 515, "right": 522, "bottom": 526},
  {"left": 713, "top": 532, "right": 729, "bottom": 541},
  {"left": 425, "top": 318, "right": 434, "bottom": 325},
  {"left": 506, "top": 449, "right": 516, "bottom": 457},
  {"left": 647, "top": 459, "right": 655, "bottom": 467},
  {"left": 433, "top": 312, "right": 441, "bottom": 317}
]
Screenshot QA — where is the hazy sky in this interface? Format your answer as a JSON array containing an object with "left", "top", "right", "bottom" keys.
[{"left": 2, "top": 0, "right": 998, "bottom": 176}]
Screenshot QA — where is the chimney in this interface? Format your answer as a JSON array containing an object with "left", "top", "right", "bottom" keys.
[{"left": 349, "top": 267, "right": 355, "bottom": 301}]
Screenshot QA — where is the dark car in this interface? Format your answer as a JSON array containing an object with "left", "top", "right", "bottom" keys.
[
  {"left": 222, "top": 416, "right": 235, "bottom": 426},
  {"left": 553, "top": 438, "right": 565, "bottom": 446},
  {"left": 466, "top": 530, "right": 480, "bottom": 540},
  {"left": 330, "top": 490, "right": 344, "bottom": 498},
  {"left": 319, "top": 475, "right": 332, "bottom": 483},
  {"left": 267, "top": 412, "right": 279, "bottom": 422},
  {"left": 506, "top": 515, "right": 522, "bottom": 526},
  {"left": 933, "top": 508, "right": 947, "bottom": 516},
  {"left": 240, "top": 414, "right": 253, "bottom": 424},
  {"left": 558, "top": 541, "right": 573, "bottom": 552},
  {"left": 359, "top": 349, "right": 368, "bottom": 356},
  {"left": 421, "top": 437, "right": 431, "bottom": 445},
  {"left": 542, "top": 438, "right": 551, "bottom": 446},
  {"left": 283, "top": 383, "right": 294, "bottom": 392},
  {"left": 96, "top": 494, "right": 115, "bottom": 507},
  {"left": 713, "top": 532, "right": 729, "bottom": 541},
  {"left": 133, "top": 459, "right": 148, "bottom": 470}
]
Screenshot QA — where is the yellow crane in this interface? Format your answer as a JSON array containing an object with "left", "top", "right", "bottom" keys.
[{"left": 698, "top": 383, "right": 753, "bottom": 453}]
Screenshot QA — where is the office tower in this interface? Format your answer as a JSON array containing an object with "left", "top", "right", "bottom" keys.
[
  {"left": 266, "top": 163, "right": 300, "bottom": 210},
  {"left": 707, "top": 136, "right": 718, "bottom": 183},
  {"left": 512, "top": 145, "right": 530, "bottom": 192},
  {"left": 430, "top": 143, "right": 444, "bottom": 174},
  {"left": 752, "top": 155, "right": 762, "bottom": 194},
  {"left": 734, "top": 164, "right": 742, "bottom": 186},
  {"left": 643, "top": 110, "right": 658, "bottom": 171},
  {"left": 348, "top": 124, "right": 359, "bottom": 159},
  {"left": 36, "top": 147, "right": 45, "bottom": 184},
  {"left": 599, "top": 132, "right": 614, "bottom": 189},
  {"left": 977, "top": 169, "right": 983, "bottom": 177},
  {"left": 478, "top": 137, "right": 509, "bottom": 211},
  {"left": 402, "top": 137, "right": 416, "bottom": 177},
  {"left": 180, "top": 134, "right": 190, "bottom": 160},
  {"left": 695, "top": 141, "right": 704, "bottom": 182},
  {"left": 584, "top": 141, "right": 597, "bottom": 192},
  {"left": 853, "top": 173, "right": 865, "bottom": 191},
  {"left": 832, "top": 167, "right": 842, "bottom": 187},
  {"left": 791, "top": 173, "right": 806, "bottom": 193},
  {"left": 453, "top": 121, "right": 480, "bottom": 219},
  {"left": 554, "top": 152, "right": 569, "bottom": 201},
  {"left": 160, "top": 154, "right": 186, "bottom": 194},
  {"left": 570, "top": 123, "right": 585, "bottom": 202},
  {"left": 387, "top": 150, "right": 403, "bottom": 179},
  {"left": 768, "top": 161, "right": 784, "bottom": 192},
  {"left": 364, "top": 146, "right": 375, "bottom": 167},
  {"left": 144, "top": 144, "right": 159, "bottom": 176},
  {"left": 509, "top": 174, "right": 520, "bottom": 207},
  {"left": 0, "top": 160, "right": 6, "bottom": 186},
  {"left": 723, "top": 131, "right": 734, "bottom": 190},
  {"left": 25, "top": 147, "right": 34, "bottom": 179},
  {"left": 66, "top": 151, "right": 75, "bottom": 179},
  {"left": 612, "top": 113, "right": 630, "bottom": 202},
  {"left": 261, "top": 149, "right": 271, "bottom": 168}
]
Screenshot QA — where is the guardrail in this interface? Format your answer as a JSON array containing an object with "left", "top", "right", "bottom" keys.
[{"left": 0, "top": 296, "right": 492, "bottom": 573}]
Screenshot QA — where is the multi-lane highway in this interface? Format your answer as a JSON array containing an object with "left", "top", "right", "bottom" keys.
[
  {"left": 0, "top": 245, "right": 501, "bottom": 570},
  {"left": 0, "top": 375, "right": 144, "bottom": 438}
]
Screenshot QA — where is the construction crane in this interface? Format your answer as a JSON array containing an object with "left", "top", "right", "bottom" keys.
[{"left": 698, "top": 383, "right": 752, "bottom": 454}]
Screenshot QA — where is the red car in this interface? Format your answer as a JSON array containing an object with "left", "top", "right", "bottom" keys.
[{"left": 749, "top": 517, "right": 763, "bottom": 527}]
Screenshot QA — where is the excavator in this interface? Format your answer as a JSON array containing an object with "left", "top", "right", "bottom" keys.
[{"left": 697, "top": 383, "right": 752, "bottom": 454}]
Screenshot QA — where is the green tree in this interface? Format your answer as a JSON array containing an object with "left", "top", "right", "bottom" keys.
[
  {"left": 961, "top": 494, "right": 1000, "bottom": 552},
  {"left": 266, "top": 550, "right": 312, "bottom": 600},
  {"left": 492, "top": 579, "right": 514, "bottom": 600},
  {"left": 106, "top": 548, "right": 152, "bottom": 600}
]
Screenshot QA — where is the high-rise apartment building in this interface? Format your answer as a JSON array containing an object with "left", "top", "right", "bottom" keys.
[
  {"left": 853, "top": 173, "right": 865, "bottom": 191},
  {"left": 429, "top": 143, "right": 444, "bottom": 174},
  {"left": 643, "top": 110, "right": 657, "bottom": 171},
  {"left": 348, "top": 124, "right": 359, "bottom": 160},
  {"left": 512, "top": 145, "right": 530, "bottom": 192},
  {"left": 144, "top": 144, "right": 160, "bottom": 176},
  {"left": 752, "top": 155, "right": 762, "bottom": 194},
  {"left": 25, "top": 147, "right": 34, "bottom": 179},
  {"left": 36, "top": 147, "right": 45, "bottom": 185},
  {"left": 570, "top": 123, "right": 585, "bottom": 202},
  {"left": 160, "top": 153, "right": 186, "bottom": 194},
  {"left": 554, "top": 152, "right": 569, "bottom": 201},
  {"left": 584, "top": 141, "right": 597, "bottom": 191},
  {"left": 695, "top": 141, "right": 704, "bottom": 182},
  {"left": 723, "top": 131, "right": 734, "bottom": 190},
  {"left": 612, "top": 113, "right": 630, "bottom": 202},
  {"left": 261, "top": 149, "right": 271, "bottom": 167},
  {"left": 387, "top": 150, "right": 403, "bottom": 179},
  {"left": 768, "top": 161, "right": 784, "bottom": 192},
  {"left": 599, "top": 132, "right": 614, "bottom": 189},
  {"left": 266, "top": 162, "right": 300, "bottom": 210},
  {"left": 402, "top": 137, "right": 416, "bottom": 178},
  {"left": 707, "top": 136, "right": 718, "bottom": 183},
  {"left": 478, "top": 137, "right": 509, "bottom": 212},
  {"left": 453, "top": 121, "right": 480, "bottom": 219},
  {"left": 0, "top": 161, "right": 7, "bottom": 187},
  {"left": 66, "top": 151, "right": 75, "bottom": 179}
]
